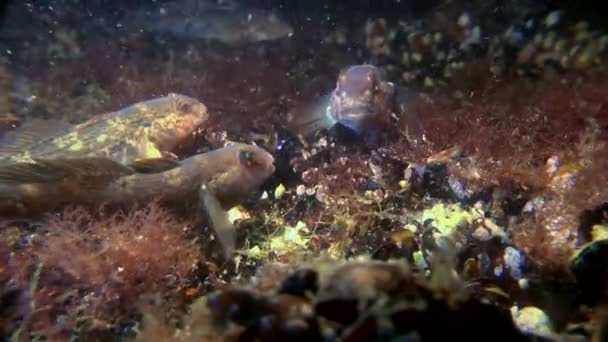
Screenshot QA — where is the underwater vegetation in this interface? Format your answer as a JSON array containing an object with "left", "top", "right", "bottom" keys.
[
  {"left": 1, "top": 202, "right": 201, "bottom": 339},
  {"left": 0, "top": 0, "right": 608, "bottom": 341}
]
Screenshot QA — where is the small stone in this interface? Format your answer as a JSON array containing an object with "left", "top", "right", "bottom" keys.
[
  {"left": 494, "top": 264, "right": 504, "bottom": 277},
  {"left": 316, "top": 137, "right": 328, "bottom": 148},
  {"left": 457, "top": 13, "right": 471, "bottom": 28},
  {"left": 545, "top": 155, "right": 560, "bottom": 176},
  {"left": 423, "top": 77, "right": 434, "bottom": 88},
  {"left": 544, "top": 11, "right": 561, "bottom": 28},
  {"left": 412, "top": 52, "right": 423, "bottom": 63},
  {"left": 302, "top": 168, "right": 319, "bottom": 184},
  {"left": 518, "top": 278, "right": 529, "bottom": 290},
  {"left": 511, "top": 306, "right": 555, "bottom": 338},
  {"left": 522, "top": 197, "right": 545, "bottom": 214},
  {"left": 473, "top": 227, "right": 491, "bottom": 241},
  {"left": 433, "top": 32, "right": 442, "bottom": 43},
  {"left": 296, "top": 184, "right": 306, "bottom": 196},
  {"left": 315, "top": 186, "right": 329, "bottom": 204},
  {"left": 504, "top": 246, "right": 525, "bottom": 280}
]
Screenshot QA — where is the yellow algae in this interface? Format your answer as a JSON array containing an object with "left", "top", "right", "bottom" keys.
[
  {"left": 591, "top": 224, "right": 608, "bottom": 242},
  {"left": 227, "top": 206, "right": 251, "bottom": 224},
  {"left": 150, "top": 113, "right": 181, "bottom": 136},
  {"left": 136, "top": 138, "right": 162, "bottom": 159},
  {"left": 135, "top": 103, "right": 149, "bottom": 113},
  {"left": 52, "top": 131, "right": 79, "bottom": 149},
  {"left": 10, "top": 151, "right": 35, "bottom": 163},
  {"left": 163, "top": 171, "right": 183, "bottom": 188},
  {"left": 243, "top": 245, "right": 264, "bottom": 258},
  {"left": 68, "top": 140, "right": 83, "bottom": 151},
  {"left": 107, "top": 117, "right": 129, "bottom": 133},
  {"left": 96, "top": 134, "right": 108, "bottom": 143}
]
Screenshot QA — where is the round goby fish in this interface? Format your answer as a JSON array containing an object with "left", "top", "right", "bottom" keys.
[
  {"left": 0, "top": 142, "right": 275, "bottom": 258},
  {"left": 288, "top": 64, "right": 396, "bottom": 139},
  {"left": 0, "top": 93, "right": 208, "bottom": 164}
]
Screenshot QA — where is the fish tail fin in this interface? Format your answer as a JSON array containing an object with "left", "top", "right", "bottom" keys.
[{"left": 199, "top": 184, "right": 235, "bottom": 259}]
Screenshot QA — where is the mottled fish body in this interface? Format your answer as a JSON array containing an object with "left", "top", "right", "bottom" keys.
[
  {"left": 0, "top": 143, "right": 276, "bottom": 257},
  {"left": 0, "top": 93, "right": 208, "bottom": 164}
]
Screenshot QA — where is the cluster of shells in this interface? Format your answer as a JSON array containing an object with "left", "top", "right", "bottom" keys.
[{"left": 361, "top": 8, "right": 608, "bottom": 89}]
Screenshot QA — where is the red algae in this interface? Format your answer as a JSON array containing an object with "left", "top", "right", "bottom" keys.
[
  {"left": 393, "top": 68, "right": 608, "bottom": 190},
  {"left": 5, "top": 201, "right": 202, "bottom": 339},
  {"left": 511, "top": 128, "right": 608, "bottom": 271}
]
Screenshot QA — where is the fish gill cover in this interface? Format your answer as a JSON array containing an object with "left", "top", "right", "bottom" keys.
[{"left": 0, "top": 0, "right": 608, "bottom": 341}]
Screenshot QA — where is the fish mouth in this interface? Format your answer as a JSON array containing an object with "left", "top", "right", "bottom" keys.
[
  {"left": 332, "top": 109, "right": 375, "bottom": 134},
  {"left": 339, "top": 109, "right": 372, "bottom": 120},
  {"left": 266, "top": 156, "right": 276, "bottom": 174},
  {"left": 339, "top": 108, "right": 372, "bottom": 120},
  {"left": 174, "top": 121, "right": 198, "bottom": 137},
  {"left": 193, "top": 116, "right": 206, "bottom": 127}
]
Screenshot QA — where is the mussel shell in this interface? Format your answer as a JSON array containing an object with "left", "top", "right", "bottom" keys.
[{"left": 570, "top": 239, "right": 608, "bottom": 306}]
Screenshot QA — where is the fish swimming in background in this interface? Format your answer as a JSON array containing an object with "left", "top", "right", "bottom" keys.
[
  {"left": 0, "top": 93, "right": 208, "bottom": 164},
  {"left": 288, "top": 64, "right": 398, "bottom": 140},
  {"left": 125, "top": 0, "right": 293, "bottom": 46},
  {"left": 0, "top": 142, "right": 276, "bottom": 258}
]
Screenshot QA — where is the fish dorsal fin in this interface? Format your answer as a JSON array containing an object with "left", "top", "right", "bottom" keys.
[
  {"left": 127, "top": 158, "right": 181, "bottom": 174},
  {"left": 0, "top": 157, "right": 135, "bottom": 184},
  {"left": 72, "top": 111, "right": 114, "bottom": 130},
  {"left": 0, "top": 119, "right": 73, "bottom": 156}
]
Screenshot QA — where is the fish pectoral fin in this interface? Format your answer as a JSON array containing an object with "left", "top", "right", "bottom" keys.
[
  {"left": 160, "top": 151, "right": 179, "bottom": 160},
  {"left": 0, "top": 118, "right": 73, "bottom": 156},
  {"left": 199, "top": 184, "right": 235, "bottom": 259},
  {"left": 287, "top": 92, "right": 336, "bottom": 136},
  {"left": 128, "top": 158, "right": 181, "bottom": 174},
  {"left": 0, "top": 157, "right": 134, "bottom": 184}
]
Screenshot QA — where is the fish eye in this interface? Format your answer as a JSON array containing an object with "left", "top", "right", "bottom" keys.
[
  {"left": 239, "top": 150, "right": 257, "bottom": 167},
  {"left": 177, "top": 101, "right": 193, "bottom": 113}
]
